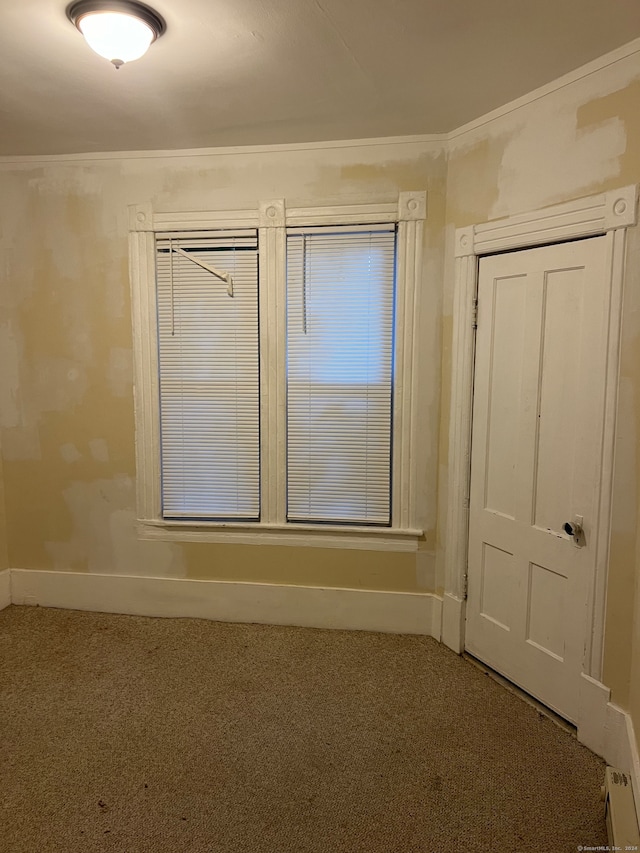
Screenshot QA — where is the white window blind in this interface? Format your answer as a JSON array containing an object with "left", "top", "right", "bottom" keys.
[
  {"left": 286, "top": 226, "right": 396, "bottom": 525},
  {"left": 156, "top": 232, "right": 260, "bottom": 520}
]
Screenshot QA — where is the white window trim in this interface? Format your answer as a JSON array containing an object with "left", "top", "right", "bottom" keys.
[{"left": 129, "top": 193, "right": 427, "bottom": 551}]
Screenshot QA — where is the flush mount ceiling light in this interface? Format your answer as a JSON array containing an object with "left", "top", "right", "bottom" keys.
[{"left": 66, "top": 0, "right": 166, "bottom": 69}]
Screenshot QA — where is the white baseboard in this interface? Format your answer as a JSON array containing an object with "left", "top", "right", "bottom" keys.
[
  {"left": 429, "top": 594, "right": 443, "bottom": 642},
  {"left": 441, "top": 592, "right": 465, "bottom": 654},
  {"left": 578, "top": 671, "right": 640, "bottom": 828},
  {"left": 579, "top": 673, "right": 617, "bottom": 759},
  {"left": 578, "top": 674, "right": 632, "bottom": 768},
  {"left": 0, "top": 569, "right": 10, "bottom": 610},
  {"left": 603, "top": 704, "right": 640, "bottom": 833},
  {"left": 9, "top": 569, "right": 442, "bottom": 638},
  {"left": 624, "top": 711, "right": 640, "bottom": 830}
]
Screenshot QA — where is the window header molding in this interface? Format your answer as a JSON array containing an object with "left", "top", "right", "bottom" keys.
[
  {"left": 454, "top": 185, "right": 638, "bottom": 258},
  {"left": 129, "top": 192, "right": 427, "bottom": 234}
]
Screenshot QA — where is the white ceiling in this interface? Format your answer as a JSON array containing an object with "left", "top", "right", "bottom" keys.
[{"left": 2, "top": 0, "right": 640, "bottom": 156}]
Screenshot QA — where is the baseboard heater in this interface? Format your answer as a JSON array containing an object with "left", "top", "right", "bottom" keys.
[{"left": 602, "top": 767, "right": 640, "bottom": 849}]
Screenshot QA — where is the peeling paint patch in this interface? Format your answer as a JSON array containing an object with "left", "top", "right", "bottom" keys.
[
  {"left": 89, "top": 438, "right": 109, "bottom": 463},
  {"left": 493, "top": 102, "right": 625, "bottom": 218},
  {"left": 45, "top": 476, "right": 185, "bottom": 578},
  {"left": 446, "top": 136, "right": 508, "bottom": 227},
  {"left": 338, "top": 158, "right": 434, "bottom": 193},
  {"left": 60, "top": 442, "right": 82, "bottom": 463},
  {"left": 577, "top": 79, "right": 640, "bottom": 188},
  {"left": 26, "top": 168, "right": 105, "bottom": 197}
]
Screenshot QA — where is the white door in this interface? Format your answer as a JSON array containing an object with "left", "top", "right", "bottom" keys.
[{"left": 465, "top": 237, "right": 610, "bottom": 723}]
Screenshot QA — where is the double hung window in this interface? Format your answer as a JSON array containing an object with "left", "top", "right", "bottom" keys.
[{"left": 129, "top": 194, "right": 425, "bottom": 549}]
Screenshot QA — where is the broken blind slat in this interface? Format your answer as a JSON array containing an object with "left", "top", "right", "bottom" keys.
[
  {"left": 286, "top": 227, "right": 396, "bottom": 525},
  {"left": 156, "top": 233, "right": 260, "bottom": 520}
]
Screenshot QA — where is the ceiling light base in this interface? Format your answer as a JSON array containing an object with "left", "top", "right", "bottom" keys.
[{"left": 67, "top": 0, "right": 166, "bottom": 67}]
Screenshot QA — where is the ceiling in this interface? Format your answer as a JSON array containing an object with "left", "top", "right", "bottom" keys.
[{"left": 2, "top": 0, "right": 640, "bottom": 156}]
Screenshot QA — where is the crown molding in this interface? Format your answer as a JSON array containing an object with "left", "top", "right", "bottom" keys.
[{"left": 0, "top": 134, "right": 447, "bottom": 167}]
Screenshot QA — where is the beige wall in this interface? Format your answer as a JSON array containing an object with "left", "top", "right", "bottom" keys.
[
  {"left": 631, "top": 500, "right": 640, "bottom": 750},
  {"left": 438, "top": 50, "right": 640, "bottom": 722},
  {"left": 0, "top": 449, "right": 8, "bottom": 571},
  {"left": 0, "top": 138, "right": 447, "bottom": 593}
]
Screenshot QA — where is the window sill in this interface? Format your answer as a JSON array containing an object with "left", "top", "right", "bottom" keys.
[{"left": 137, "top": 519, "right": 423, "bottom": 552}]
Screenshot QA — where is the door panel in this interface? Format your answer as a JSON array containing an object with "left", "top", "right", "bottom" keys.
[
  {"left": 484, "top": 275, "right": 527, "bottom": 519},
  {"left": 533, "top": 266, "right": 586, "bottom": 533},
  {"left": 480, "top": 543, "right": 520, "bottom": 630},
  {"left": 465, "top": 237, "right": 609, "bottom": 722},
  {"left": 526, "top": 561, "right": 566, "bottom": 661}
]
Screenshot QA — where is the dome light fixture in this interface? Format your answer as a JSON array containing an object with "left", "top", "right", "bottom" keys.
[{"left": 66, "top": 0, "right": 166, "bottom": 69}]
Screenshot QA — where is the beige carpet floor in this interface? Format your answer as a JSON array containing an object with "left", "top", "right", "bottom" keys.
[{"left": 0, "top": 605, "right": 607, "bottom": 853}]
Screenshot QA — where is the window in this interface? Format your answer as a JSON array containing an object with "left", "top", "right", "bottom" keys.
[
  {"left": 286, "top": 226, "right": 396, "bottom": 525},
  {"left": 129, "top": 194, "right": 425, "bottom": 550},
  {"left": 155, "top": 232, "right": 260, "bottom": 521}
]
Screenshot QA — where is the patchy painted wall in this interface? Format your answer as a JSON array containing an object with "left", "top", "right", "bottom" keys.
[
  {"left": 439, "top": 50, "right": 640, "bottom": 723},
  {"left": 0, "top": 448, "right": 8, "bottom": 571},
  {"left": 0, "top": 138, "right": 447, "bottom": 594},
  {"left": 1, "top": 39, "right": 639, "bottom": 750},
  {"left": 631, "top": 498, "right": 640, "bottom": 756}
]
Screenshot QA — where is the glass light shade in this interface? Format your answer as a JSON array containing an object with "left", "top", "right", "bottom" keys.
[{"left": 79, "top": 11, "right": 154, "bottom": 64}]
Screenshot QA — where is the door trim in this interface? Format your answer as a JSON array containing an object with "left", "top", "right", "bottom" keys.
[{"left": 443, "top": 185, "right": 638, "bottom": 684}]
